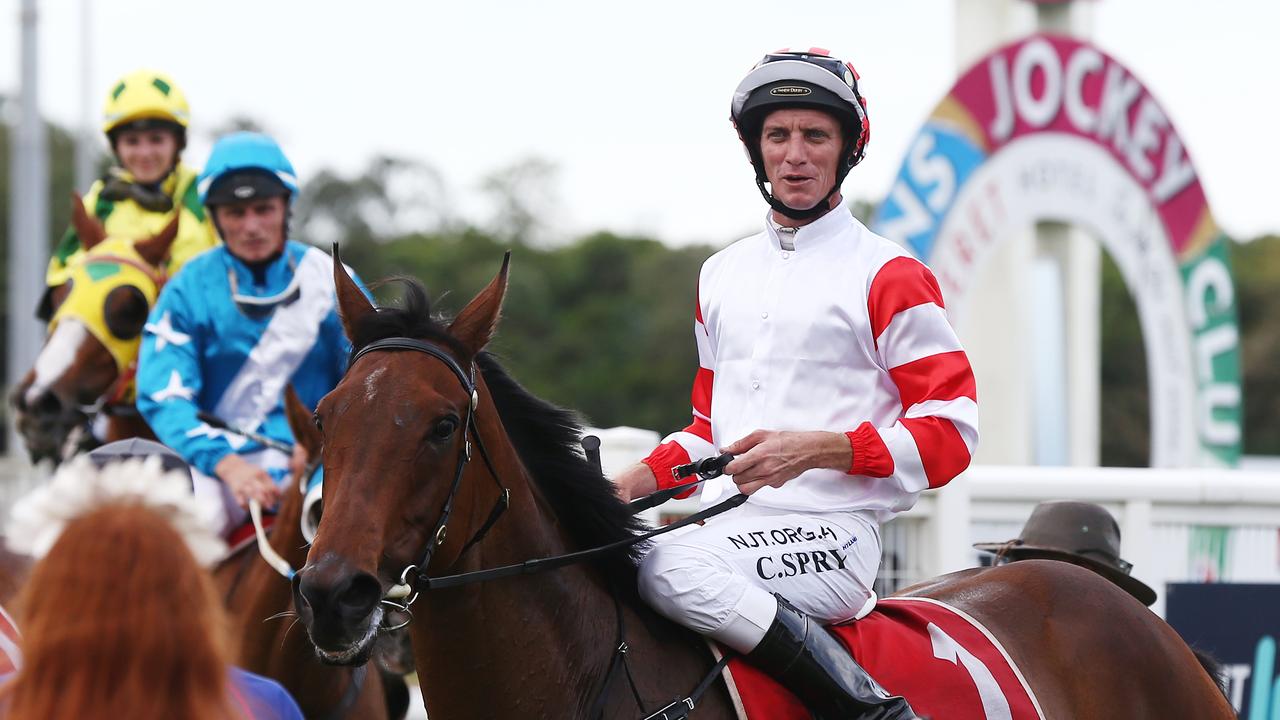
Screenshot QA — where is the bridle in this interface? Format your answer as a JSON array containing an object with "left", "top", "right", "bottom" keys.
[
  {"left": 345, "top": 337, "right": 511, "bottom": 613},
  {"left": 338, "top": 334, "right": 747, "bottom": 719}
]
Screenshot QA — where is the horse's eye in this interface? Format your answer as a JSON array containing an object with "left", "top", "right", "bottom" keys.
[
  {"left": 432, "top": 417, "right": 459, "bottom": 441},
  {"left": 313, "top": 412, "right": 323, "bottom": 432},
  {"left": 104, "top": 285, "right": 149, "bottom": 340}
]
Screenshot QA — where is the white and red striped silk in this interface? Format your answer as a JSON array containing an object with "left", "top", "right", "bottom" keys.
[{"left": 642, "top": 204, "right": 977, "bottom": 520}]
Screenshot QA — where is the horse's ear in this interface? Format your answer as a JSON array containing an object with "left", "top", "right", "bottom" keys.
[
  {"left": 332, "top": 243, "right": 375, "bottom": 342},
  {"left": 283, "top": 385, "right": 322, "bottom": 459},
  {"left": 449, "top": 252, "right": 511, "bottom": 356},
  {"left": 133, "top": 214, "right": 181, "bottom": 267},
  {"left": 70, "top": 192, "right": 107, "bottom": 251}
]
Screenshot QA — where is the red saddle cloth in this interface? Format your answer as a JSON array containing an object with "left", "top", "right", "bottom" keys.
[
  {"left": 725, "top": 597, "right": 1043, "bottom": 720},
  {"left": 225, "top": 513, "right": 276, "bottom": 557}
]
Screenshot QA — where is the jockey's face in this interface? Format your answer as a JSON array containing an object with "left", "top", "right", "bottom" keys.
[
  {"left": 759, "top": 108, "right": 843, "bottom": 217},
  {"left": 213, "top": 196, "right": 288, "bottom": 263},
  {"left": 114, "top": 128, "right": 179, "bottom": 185}
]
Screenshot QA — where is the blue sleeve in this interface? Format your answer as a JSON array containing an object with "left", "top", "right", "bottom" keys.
[
  {"left": 230, "top": 667, "right": 305, "bottom": 720},
  {"left": 136, "top": 275, "right": 234, "bottom": 477}
]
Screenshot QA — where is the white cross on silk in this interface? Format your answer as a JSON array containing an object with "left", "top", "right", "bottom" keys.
[{"left": 145, "top": 311, "right": 192, "bottom": 352}]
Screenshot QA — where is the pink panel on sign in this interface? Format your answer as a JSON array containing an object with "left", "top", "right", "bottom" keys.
[{"left": 942, "top": 34, "right": 1211, "bottom": 256}]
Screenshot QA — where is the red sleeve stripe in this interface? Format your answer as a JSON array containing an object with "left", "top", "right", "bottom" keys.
[
  {"left": 901, "top": 416, "right": 972, "bottom": 488},
  {"left": 888, "top": 350, "right": 976, "bottom": 410},
  {"left": 683, "top": 414, "right": 713, "bottom": 445},
  {"left": 906, "top": 397, "right": 979, "bottom": 452},
  {"left": 877, "top": 302, "right": 963, "bottom": 369},
  {"left": 868, "top": 256, "right": 946, "bottom": 344},
  {"left": 847, "top": 422, "right": 894, "bottom": 477},
  {"left": 690, "top": 367, "right": 713, "bottom": 426},
  {"left": 642, "top": 440, "right": 696, "bottom": 494}
]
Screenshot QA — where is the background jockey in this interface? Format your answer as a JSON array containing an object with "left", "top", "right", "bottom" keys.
[
  {"left": 613, "top": 48, "right": 979, "bottom": 719},
  {"left": 136, "top": 132, "right": 363, "bottom": 536},
  {"left": 40, "top": 69, "right": 218, "bottom": 320}
]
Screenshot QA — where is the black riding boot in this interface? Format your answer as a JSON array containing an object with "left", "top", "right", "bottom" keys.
[{"left": 746, "top": 595, "right": 919, "bottom": 720}]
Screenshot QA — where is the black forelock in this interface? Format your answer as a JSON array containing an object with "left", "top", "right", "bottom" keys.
[{"left": 345, "top": 277, "right": 470, "bottom": 363}]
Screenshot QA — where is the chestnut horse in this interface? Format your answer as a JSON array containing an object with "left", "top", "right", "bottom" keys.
[
  {"left": 9, "top": 195, "right": 168, "bottom": 464},
  {"left": 294, "top": 254, "right": 1234, "bottom": 719}
]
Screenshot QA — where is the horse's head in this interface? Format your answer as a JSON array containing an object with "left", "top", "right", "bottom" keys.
[
  {"left": 293, "top": 249, "right": 509, "bottom": 665},
  {"left": 10, "top": 194, "right": 178, "bottom": 464}
]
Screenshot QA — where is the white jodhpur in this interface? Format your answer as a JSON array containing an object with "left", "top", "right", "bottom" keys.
[{"left": 638, "top": 502, "right": 882, "bottom": 653}]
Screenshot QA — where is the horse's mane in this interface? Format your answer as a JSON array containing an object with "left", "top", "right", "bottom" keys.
[
  {"left": 1190, "top": 646, "right": 1229, "bottom": 699},
  {"left": 348, "top": 279, "right": 651, "bottom": 593}
]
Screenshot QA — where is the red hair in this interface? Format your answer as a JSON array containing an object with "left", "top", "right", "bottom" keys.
[{"left": 0, "top": 502, "right": 240, "bottom": 720}]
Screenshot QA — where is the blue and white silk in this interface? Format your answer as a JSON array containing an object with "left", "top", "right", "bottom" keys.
[{"left": 137, "top": 241, "right": 359, "bottom": 481}]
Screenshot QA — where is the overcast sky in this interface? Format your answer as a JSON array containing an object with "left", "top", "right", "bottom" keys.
[{"left": 3, "top": 0, "right": 1277, "bottom": 246}]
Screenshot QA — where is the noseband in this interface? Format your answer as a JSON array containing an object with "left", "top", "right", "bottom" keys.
[{"left": 346, "top": 337, "right": 510, "bottom": 613}]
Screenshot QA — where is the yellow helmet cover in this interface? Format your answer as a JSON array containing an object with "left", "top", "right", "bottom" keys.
[
  {"left": 49, "top": 238, "right": 166, "bottom": 381},
  {"left": 102, "top": 70, "right": 190, "bottom": 134}
]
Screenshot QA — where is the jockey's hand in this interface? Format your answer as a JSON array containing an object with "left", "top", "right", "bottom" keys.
[
  {"left": 723, "top": 430, "right": 852, "bottom": 496},
  {"left": 215, "top": 454, "right": 282, "bottom": 509},
  {"left": 612, "top": 462, "right": 658, "bottom": 504},
  {"left": 289, "top": 443, "right": 309, "bottom": 481}
]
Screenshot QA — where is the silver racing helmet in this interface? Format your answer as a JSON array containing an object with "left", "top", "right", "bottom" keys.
[{"left": 730, "top": 48, "right": 871, "bottom": 220}]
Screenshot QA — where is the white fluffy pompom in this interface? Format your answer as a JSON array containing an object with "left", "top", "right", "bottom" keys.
[{"left": 7, "top": 455, "right": 227, "bottom": 566}]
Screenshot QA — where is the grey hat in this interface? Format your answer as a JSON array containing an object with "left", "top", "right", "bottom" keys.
[
  {"left": 86, "top": 439, "right": 193, "bottom": 489},
  {"left": 974, "top": 500, "right": 1156, "bottom": 606}
]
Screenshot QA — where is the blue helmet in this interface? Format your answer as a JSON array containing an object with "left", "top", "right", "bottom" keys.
[{"left": 198, "top": 132, "right": 299, "bottom": 206}]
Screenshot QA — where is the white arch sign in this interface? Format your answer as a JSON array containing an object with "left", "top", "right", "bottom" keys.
[{"left": 874, "top": 34, "right": 1240, "bottom": 466}]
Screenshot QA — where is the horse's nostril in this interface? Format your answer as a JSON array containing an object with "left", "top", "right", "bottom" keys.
[
  {"left": 31, "top": 391, "right": 62, "bottom": 417},
  {"left": 337, "top": 573, "right": 383, "bottom": 622},
  {"left": 292, "top": 574, "right": 315, "bottom": 612}
]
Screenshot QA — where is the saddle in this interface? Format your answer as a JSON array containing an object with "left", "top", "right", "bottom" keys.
[{"left": 720, "top": 597, "right": 1044, "bottom": 720}]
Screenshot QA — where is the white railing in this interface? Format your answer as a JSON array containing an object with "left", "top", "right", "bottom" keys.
[
  {"left": 923, "top": 466, "right": 1280, "bottom": 618},
  {"left": 588, "top": 429, "right": 1280, "bottom": 619}
]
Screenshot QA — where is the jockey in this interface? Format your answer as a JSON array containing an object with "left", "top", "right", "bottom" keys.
[
  {"left": 613, "top": 48, "right": 979, "bottom": 719},
  {"left": 136, "top": 132, "right": 362, "bottom": 536},
  {"left": 41, "top": 70, "right": 218, "bottom": 319}
]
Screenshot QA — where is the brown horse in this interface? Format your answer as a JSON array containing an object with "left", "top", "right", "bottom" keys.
[
  {"left": 216, "top": 386, "right": 400, "bottom": 719},
  {"left": 294, "top": 254, "right": 1234, "bottom": 719},
  {"left": 9, "top": 195, "right": 168, "bottom": 464}
]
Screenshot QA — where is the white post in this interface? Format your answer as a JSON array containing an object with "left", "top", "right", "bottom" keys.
[
  {"left": 1122, "top": 498, "right": 1157, "bottom": 612},
  {"left": 931, "top": 478, "right": 973, "bottom": 576},
  {"left": 74, "top": 0, "right": 97, "bottom": 191},
  {"left": 1033, "top": 1, "right": 1100, "bottom": 468},
  {"left": 7, "top": 0, "right": 50, "bottom": 458},
  {"left": 953, "top": 0, "right": 1101, "bottom": 468}
]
